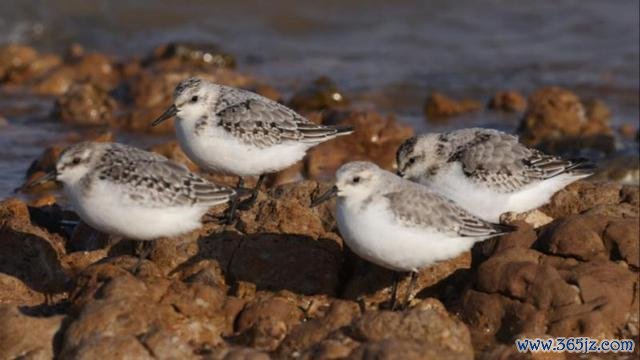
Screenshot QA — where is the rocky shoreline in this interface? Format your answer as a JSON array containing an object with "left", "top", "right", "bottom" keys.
[{"left": 0, "top": 42, "right": 639, "bottom": 359}]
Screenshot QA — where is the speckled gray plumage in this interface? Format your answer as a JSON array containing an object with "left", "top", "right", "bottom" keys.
[
  {"left": 365, "top": 167, "right": 512, "bottom": 238},
  {"left": 398, "top": 128, "right": 593, "bottom": 193},
  {"left": 69, "top": 142, "right": 235, "bottom": 207},
  {"left": 196, "top": 84, "right": 352, "bottom": 148}
]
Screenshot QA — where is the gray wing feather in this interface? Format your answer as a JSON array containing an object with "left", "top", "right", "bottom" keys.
[
  {"left": 95, "top": 144, "right": 235, "bottom": 208},
  {"left": 383, "top": 182, "right": 511, "bottom": 238},
  {"left": 452, "top": 129, "right": 591, "bottom": 193},
  {"left": 215, "top": 88, "right": 351, "bottom": 147}
]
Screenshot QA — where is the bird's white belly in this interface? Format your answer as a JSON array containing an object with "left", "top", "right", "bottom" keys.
[
  {"left": 65, "top": 181, "right": 207, "bottom": 240},
  {"left": 336, "top": 199, "right": 476, "bottom": 272},
  {"left": 176, "top": 122, "right": 310, "bottom": 177},
  {"left": 424, "top": 165, "right": 588, "bottom": 222}
]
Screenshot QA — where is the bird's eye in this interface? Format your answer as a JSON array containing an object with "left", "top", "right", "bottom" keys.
[
  {"left": 408, "top": 157, "right": 417, "bottom": 165},
  {"left": 190, "top": 95, "right": 199, "bottom": 103},
  {"left": 352, "top": 176, "right": 361, "bottom": 183},
  {"left": 72, "top": 157, "right": 81, "bottom": 165}
]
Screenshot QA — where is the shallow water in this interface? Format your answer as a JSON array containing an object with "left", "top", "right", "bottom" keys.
[{"left": 0, "top": 0, "right": 638, "bottom": 196}]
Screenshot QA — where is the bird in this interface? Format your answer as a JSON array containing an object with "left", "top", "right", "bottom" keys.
[
  {"left": 26, "top": 141, "right": 236, "bottom": 270},
  {"left": 151, "top": 77, "right": 354, "bottom": 218},
  {"left": 396, "top": 128, "right": 595, "bottom": 223},
  {"left": 311, "top": 161, "right": 514, "bottom": 308}
]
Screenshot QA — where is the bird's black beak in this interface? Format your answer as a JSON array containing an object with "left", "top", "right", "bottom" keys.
[
  {"left": 396, "top": 169, "right": 405, "bottom": 177},
  {"left": 24, "top": 171, "right": 58, "bottom": 189},
  {"left": 151, "top": 104, "right": 178, "bottom": 126},
  {"left": 311, "top": 185, "right": 338, "bottom": 207}
]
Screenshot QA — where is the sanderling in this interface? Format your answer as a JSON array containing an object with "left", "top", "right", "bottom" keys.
[
  {"left": 396, "top": 128, "right": 595, "bottom": 223},
  {"left": 312, "top": 161, "right": 513, "bottom": 308},
  {"left": 27, "top": 141, "right": 236, "bottom": 269},
  {"left": 151, "top": 77, "right": 354, "bottom": 212}
]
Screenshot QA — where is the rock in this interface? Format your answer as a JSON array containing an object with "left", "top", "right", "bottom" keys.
[
  {"left": 53, "top": 82, "right": 118, "bottom": 126},
  {"left": 541, "top": 181, "right": 623, "bottom": 219},
  {"left": 424, "top": 92, "right": 481, "bottom": 120},
  {"left": 342, "top": 252, "right": 471, "bottom": 310},
  {"left": 289, "top": 76, "right": 348, "bottom": 112},
  {"left": 487, "top": 90, "right": 527, "bottom": 112},
  {"left": 235, "top": 294, "right": 304, "bottom": 351},
  {"left": 306, "top": 110, "right": 414, "bottom": 179},
  {"left": 602, "top": 219, "right": 640, "bottom": 267},
  {"left": 590, "top": 154, "right": 640, "bottom": 185},
  {"left": 0, "top": 44, "right": 39, "bottom": 81},
  {"left": 145, "top": 42, "right": 236, "bottom": 70},
  {"left": 349, "top": 299, "right": 474, "bottom": 359},
  {"left": 0, "top": 305, "right": 64, "bottom": 359},
  {"left": 518, "top": 87, "right": 614, "bottom": 154},
  {"left": 277, "top": 300, "right": 360, "bottom": 357},
  {"left": 537, "top": 215, "right": 608, "bottom": 261},
  {"left": 618, "top": 123, "right": 637, "bottom": 139},
  {"left": 0, "top": 198, "right": 69, "bottom": 304}
]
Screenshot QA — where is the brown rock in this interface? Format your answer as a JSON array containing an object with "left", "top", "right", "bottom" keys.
[
  {"left": 349, "top": 299, "right": 473, "bottom": 359},
  {"left": 541, "top": 180, "right": 622, "bottom": 219},
  {"left": 0, "top": 198, "right": 69, "bottom": 303},
  {"left": 537, "top": 215, "right": 608, "bottom": 261},
  {"left": 53, "top": 82, "right": 118, "bottom": 126},
  {"left": 488, "top": 90, "right": 527, "bottom": 112},
  {"left": 0, "top": 44, "right": 38, "bottom": 81},
  {"left": 518, "top": 87, "right": 614, "bottom": 154},
  {"left": 306, "top": 110, "right": 414, "bottom": 179},
  {"left": 289, "top": 76, "right": 348, "bottom": 112},
  {"left": 618, "top": 123, "right": 637, "bottom": 139},
  {"left": 235, "top": 294, "right": 304, "bottom": 351},
  {"left": 146, "top": 42, "right": 236, "bottom": 70},
  {"left": 277, "top": 300, "right": 360, "bottom": 357},
  {"left": 602, "top": 219, "right": 640, "bottom": 267},
  {"left": 424, "top": 92, "right": 481, "bottom": 120},
  {"left": 0, "top": 305, "right": 64, "bottom": 359}
]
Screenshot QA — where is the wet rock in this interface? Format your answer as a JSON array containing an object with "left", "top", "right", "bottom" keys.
[
  {"left": 289, "top": 76, "right": 348, "bottom": 112},
  {"left": 618, "top": 123, "right": 637, "bottom": 140},
  {"left": 306, "top": 110, "right": 414, "bottom": 179},
  {"left": 53, "top": 82, "right": 118, "bottom": 126},
  {"left": 424, "top": 92, "right": 482, "bottom": 121},
  {"left": 590, "top": 154, "right": 640, "bottom": 185},
  {"left": 487, "top": 90, "right": 527, "bottom": 112},
  {"left": 0, "top": 44, "right": 39, "bottom": 82},
  {"left": 146, "top": 42, "right": 236, "bottom": 70},
  {"left": 518, "top": 87, "right": 614, "bottom": 154},
  {"left": 349, "top": 299, "right": 474, "bottom": 359},
  {"left": 0, "top": 305, "right": 64, "bottom": 359}
]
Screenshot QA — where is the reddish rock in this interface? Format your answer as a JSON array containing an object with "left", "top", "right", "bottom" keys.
[
  {"left": 487, "top": 90, "right": 527, "bottom": 112},
  {"left": 518, "top": 87, "right": 614, "bottom": 154},
  {"left": 602, "top": 219, "right": 640, "bottom": 267},
  {"left": 235, "top": 294, "right": 304, "bottom": 351},
  {"left": 306, "top": 110, "right": 414, "bottom": 179},
  {"left": 537, "top": 215, "right": 608, "bottom": 261},
  {"left": 0, "top": 305, "right": 64, "bottom": 359},
  {"left": 145, "top": 42, "right": 236, "bottom": 70},
  {"left": 424, "top": 92, "right": 482, "bottom": 120},
  {"left": 53, "top": 82, "right": 118, "bottom": 126},
  {"left": 289, "top": 76, "right": 348, "bottom": 112},
  {"left": 349, "top": 299, "right": 474, "bottom": 359},
  {"left": 0, "top": 44, "right": 39, "bottom": 81}
]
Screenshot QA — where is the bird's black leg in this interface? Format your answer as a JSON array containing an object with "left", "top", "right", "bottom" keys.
[
  {"left": 390, "top": 271, "right": 401, "bottom": 311},
  {"left": 239, "top": 174, "right": 265, "bottom": 209},
  {"left": 402, "top": 271, "right": 418, "bottom": 309},
  {"left": 225, "top": 177, "right": 245, "bottom": 225},
  {"left": 132, "top": 241, "right": 153, "bottom": 274}
]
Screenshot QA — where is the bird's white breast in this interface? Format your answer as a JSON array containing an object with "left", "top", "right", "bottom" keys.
[
  {"left": 335, "top": 196, "right": 477, "bottom": 272},
  {"left": 64, "top": 178, "right": 208, "bottom": 240},
  {"left": 175, "top": 117, "right": 311, "bottom": 177}
]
